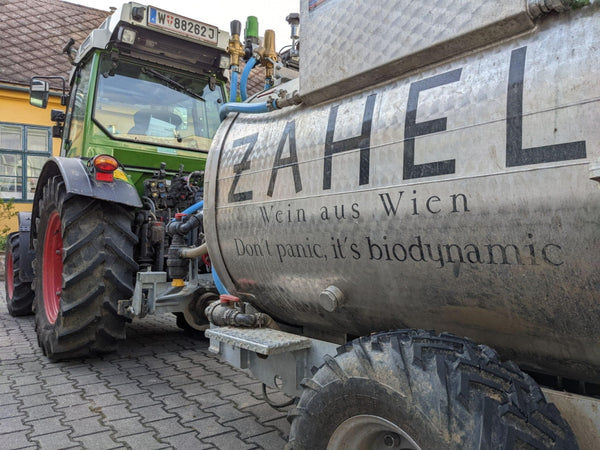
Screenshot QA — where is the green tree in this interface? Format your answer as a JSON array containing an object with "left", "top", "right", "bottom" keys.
[{"left": 0, "top": 198, "right": 17, "bottom": 251}]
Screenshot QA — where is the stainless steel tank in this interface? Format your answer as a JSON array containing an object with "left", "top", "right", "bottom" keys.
[{"left": 205, "top": 4, "right": 600, "bottom": 382}]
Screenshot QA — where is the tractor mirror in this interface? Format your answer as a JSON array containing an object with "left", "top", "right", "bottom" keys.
[{"left": 30, "top": 79, "right": 50, "bottom": 108}]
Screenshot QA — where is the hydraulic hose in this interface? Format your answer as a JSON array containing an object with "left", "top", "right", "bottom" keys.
[
  {"left": 219, "top": 91, "right": 302, "bottom": 121},
  {"left": 219, "top": 100, "right": 274, "bottom": 121},
  {"left": 180, "top": 243, "right": 208, "bottom": 259},
  {"left": 240, "top": 56, "right": 257, "bottom": 101},
  {"left": 180, "top": 200, "right": 204, "bottom": 216},
  {"left": 230, "top": 69, "right": 239, "bottom": 102}
]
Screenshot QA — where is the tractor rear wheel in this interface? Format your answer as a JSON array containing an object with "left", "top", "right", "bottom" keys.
[
  {"left": 5, "top": 232, "right": 34, "bottom": 316},
  {"left": 33, "top": 176, "right": 138, "bottom": 360}
]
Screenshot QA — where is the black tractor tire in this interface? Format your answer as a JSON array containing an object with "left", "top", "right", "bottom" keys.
[
  {"left": 5, "top": 232, "right": 34, "bottom": 316},
  {"left": 33, "top": 176, "right": 138, "bottom": 360},
  {"left": 287, "top": 329, "right": 578, "bottom": 450}
]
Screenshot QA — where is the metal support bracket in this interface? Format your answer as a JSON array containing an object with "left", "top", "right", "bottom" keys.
[{"left": 206, "top": 326, "right": 338, "bottom": 397}]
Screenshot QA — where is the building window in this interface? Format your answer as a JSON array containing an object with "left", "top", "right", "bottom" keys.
[{"left": 0, "top": 123, "right": 52, "bottom": 201}]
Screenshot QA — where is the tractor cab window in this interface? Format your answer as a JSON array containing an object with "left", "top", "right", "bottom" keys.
[{"left": 93, "top": 55, "right": 223, "bottom": 151}]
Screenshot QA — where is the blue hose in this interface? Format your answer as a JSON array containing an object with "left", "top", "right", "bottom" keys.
[
  {"left": 240, "top": 57, "right": 257, "bottom": 101},
  {"left": 229, "top": 69, "right": 238, "bottom": 102},
  {"left": 212, "top": 268, "right": 230, "bottom": 295},
  {"left": 180, "top": 200, "right": 204, "bottom": 217},
  {"left": 219, "top": 101, "right": 273, "bottom": 121}
]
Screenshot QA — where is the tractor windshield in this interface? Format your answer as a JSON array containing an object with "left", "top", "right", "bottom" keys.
[{"left": 93, "top": 55, "right": 223, "bottom": 151}]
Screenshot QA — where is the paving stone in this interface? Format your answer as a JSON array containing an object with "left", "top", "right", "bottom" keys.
[
  {"left": 57, "top": 403, "right": 100, "bottom": 422},
  {"left": 151, "top": 366, "right": 182, "bottom": 379},
  {"left": 75, "top": 430, "right": 123, "bottom": 450},
  {"left": 246, "top": 430, "right": 289, "bottom": 449},
  {"left": 45, "top": 381, "right": 82, "bottom": 397},
  {"left": 69, "top": 373, "right": 104, "bottom": 386},
  {"left": 189, "top": 391, "right": 229, "bottom": 410},
  {"left": 209, "top": 381, "right": 248, "bottom": 398},
  {"left": 85, "top": 360, "right": 122, "bottom": 375},
  {"left": 224, "top": 390, "right": 266, "bottom": 410},
  {"left": 177, "top": 381, "right": 213, "bottom": 398},
  {"left": 9, "top": 374, "right": 39, "bottom": 386},
  {"left": 0, "top": 392, "right": 19, "bottom": 405},
  {"left": 1, "top": 430, "right": 39, "bottom": 449},
  {"left": 114, "top": 359, "right": 143, "bottom": 369},
  {"left": 15, "top": 382, "right": 47, "bottom": 397},
  {"left": 28, "top": 416, "right": 70, "bottom": 437},
  {"left": 133, "top": 403, "right": 176, "bottom": 423},
  {"left": 59, "top": 365, "right": 95, "bottom": 377},
  {"left": 168, "top": 404, "right": 212, "bottom": 423},
  {"left": 265, "top": 416, "right": 293, "bottom": 437},
  {"left": 242, "top": 402, "right": 289, "bottom": 424},
  {"left": 0, "top": 415, "right": 30, "bottom": 433},
  {"left": 115, "top": 431, "right": 168, "bottom": 449},
  {"left": 100, "top": 373, "right": 135, "bottom": 386},
  {"left": 112, "top": 382, "right": 147, "bottom": 397},
  {"left": 86, "top": 392, "right": 126, "bottom": 409},
  {"left": 31, "top": 431, "right": 81, "bottom": 450},
  {"left": 147, "top": 382, "right": 178, "bottom": 399},
  {"left": 51, "top": 392, "right": 88, "bottom": 409},
  {"left": 161, "top": 373, "right": 194, "bottom": 387},
  {"left": 145, "top": 416, "right": 196, "bottom": 438},
  {"left": 22, "top": 403, "right": 62, "bottom": 422},
  {"left": 42, "top": 373, "right": 72, "bottom": 387},
  {"left": 226, "top": 416, "right": 275, "bottom": 439},
  {"left": 0, "top": 403, "right": 25, "bottom": 419},
  {"left": 202, "top": 430, "right": 256, "bottom": 449},
  {"left": 78, "top": 382, "right": 116, "bottom": 397},
  {"left": 136, "top": 356, "right": 169, "bottom": 370},
  {"left": 194, "top": 373, "right": 229, "bottom": 388},
  {"left": 122, "top": 365, "right": 152, "bottom": 377},
  {"left": 108, "top": 416, "right": 151, "bottom": 439},
  {"left": 96, "top": 403, "right": 137, "bottom": 422},
  {"left": 120, "top": 392, "right": 160, "bottom": 410},
  {"left": 186, "top": 415, "right": 235, "bottom": 439},
  {"left": 161, "top": 431, "right": 214, "bottom": 449},
  {"left": 206, "top": 402, "right": 251, "bottom": 423},
  {"left": 65, "top": 416, "right": 113, "bottom": 438},
  {"left": 156, "top": 392, "right": 194, "bottom": 410}
]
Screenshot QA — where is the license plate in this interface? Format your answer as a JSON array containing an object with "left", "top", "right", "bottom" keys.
[{"left": 147, "top": 6, "right": 218, "bottom": 45}]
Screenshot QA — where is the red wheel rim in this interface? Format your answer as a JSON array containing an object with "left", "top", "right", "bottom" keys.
[
  {"left": 43, "top": 212, "right": 63, "bottom": 324},
  {"left": 6, "top": 248, "right": 14, "bottom": 299}
]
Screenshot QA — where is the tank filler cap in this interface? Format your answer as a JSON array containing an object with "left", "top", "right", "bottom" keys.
[{"left": 319, "top": 285, "right": 345, "bottom": 312}]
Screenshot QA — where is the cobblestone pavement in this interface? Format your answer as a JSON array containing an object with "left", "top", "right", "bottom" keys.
[{"left": 0, "top": 285, "right": 292, "bottom": 449}]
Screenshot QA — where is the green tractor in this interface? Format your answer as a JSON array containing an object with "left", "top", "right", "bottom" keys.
[{"left": 6, "top": 2, "right": 231, "bottom": 359}]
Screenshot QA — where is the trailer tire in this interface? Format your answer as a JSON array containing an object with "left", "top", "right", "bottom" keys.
[
  {"left": 5, "top": 232, "right": 34, "bottom": 316},
  {"left": 33, "top": 176, "right": 138, "bottom": 360},
  {"left": 286, "top": 329, "right": 577, "bottom": 450}
]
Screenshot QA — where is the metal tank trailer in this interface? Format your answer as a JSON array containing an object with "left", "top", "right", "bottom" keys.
[{"left": 202, "top": 0, "right": 600, "bottom": 448}]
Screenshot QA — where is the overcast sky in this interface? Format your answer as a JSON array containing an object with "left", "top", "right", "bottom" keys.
[{"left": 66, "top": 0, "right": 300, "bottom": 48}]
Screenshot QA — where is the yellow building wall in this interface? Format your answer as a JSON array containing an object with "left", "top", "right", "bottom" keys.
[{"left": 0, "top": 85, "right": 63, "bottom": 232}]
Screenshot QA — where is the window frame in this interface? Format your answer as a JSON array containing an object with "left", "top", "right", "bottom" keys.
[{"left": 0, "top": 122, "right": 53, "bottom": 202}]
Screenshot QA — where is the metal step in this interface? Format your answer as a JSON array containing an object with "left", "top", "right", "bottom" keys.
[{"left": 205, "top": 326, "right": 312, "bottom": 355}]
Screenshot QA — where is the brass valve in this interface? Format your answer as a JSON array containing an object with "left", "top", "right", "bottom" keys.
[
  {"left": 256, "top": 29, "right": 277, "bottom": 82},
  {"left": 227, "top": 20, "right": 245, "bottom": 69}
]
